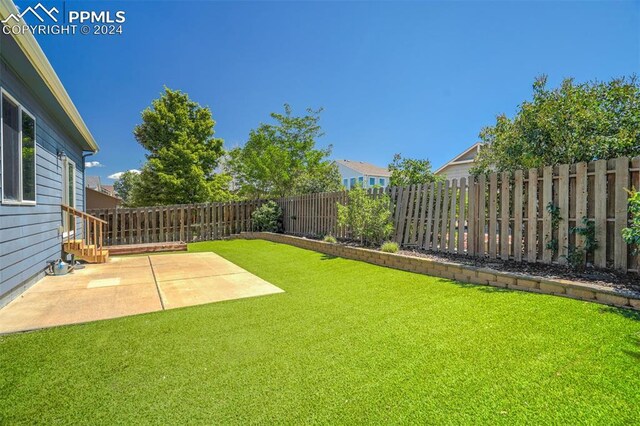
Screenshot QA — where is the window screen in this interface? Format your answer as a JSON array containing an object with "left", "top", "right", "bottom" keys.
[{"left": 22, "top": 112, "right": 36, "bottom": 202}]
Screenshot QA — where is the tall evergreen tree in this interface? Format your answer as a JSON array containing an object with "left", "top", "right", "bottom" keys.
[{"left": 131, "top": 87, "right": 232, "bottom": 206}]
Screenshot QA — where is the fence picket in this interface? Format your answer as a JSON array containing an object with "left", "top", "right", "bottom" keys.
[
  {"left": 542, "top": 166, "right": 553, "bottom": 263},
  {"left": 614, "top": 157, "right": 629, "bottom": 271},
  {"left": 448, "top": 179, "right": 458, "bottom": 252},
  {"left": 500, "top": 172, "right": 510, "bottom": 260},
  {"left": 458, "top": 178, "right": 467, "bottom": 254},
  {"left": 488, "top": 173, "right": 498, "bottom": 258},
  {"left": 527, "top": 168, "right": 538, "bottom": 262},
  {"left": 477, "top": 175, "right": 486, "bottom": 256},
  {"left": 513, "top": 170, "right": 524, "bottom": 262}
]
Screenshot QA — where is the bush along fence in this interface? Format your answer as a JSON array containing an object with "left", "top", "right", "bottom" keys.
[{"left": 89, "top": 156, "right": 640, "bottom": 273}]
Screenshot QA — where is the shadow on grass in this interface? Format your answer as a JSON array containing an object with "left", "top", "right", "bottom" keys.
[
  {"left": 622, "top": 336, "right": 640, "bottom": 361},
  {"left": 599, "top": 306, "right": 640, "bottom": 322},
  {"left": 433, "top": 278, "right": 512, "bottom": 293},
  {"left": 320, "top": 254, "right": 338, "bottom": 261}
]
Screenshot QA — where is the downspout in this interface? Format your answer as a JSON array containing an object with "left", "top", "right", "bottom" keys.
[{"left": 82, "top": 151, "right": 93, "bottom": 212}]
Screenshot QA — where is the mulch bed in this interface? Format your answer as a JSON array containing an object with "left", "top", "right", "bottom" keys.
[
  {"left": 399, "top": 248, "right": 640, "bottom": 294},
  {"left": 304, "top": 235, "right": 640, "bottom": 294}
]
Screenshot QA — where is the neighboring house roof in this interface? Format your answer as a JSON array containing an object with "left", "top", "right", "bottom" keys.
[
  {"left": 434, "top": 143, "right": 483, "bottom": 175},
  {"left": 0, "top": 0, "right": 98, "bottom": 152},
  {"left": 86, "top": 176, "right": 102, "bottom": 190},
  {"left": 101, "top": 185, "right": 116, "bottom": 197},
  {"left": 335, "top": 160, "right": 391, "bottom": 177},
  {"left": 86, "top": 177, "right": 119, "bottom": 198},
  {"left": 86, "top": 187, "right": 122, "bottom": 209}
]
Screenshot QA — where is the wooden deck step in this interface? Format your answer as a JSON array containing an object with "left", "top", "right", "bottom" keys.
[{"left": 106, "top": 242, "right": 187, "bottom": 256}]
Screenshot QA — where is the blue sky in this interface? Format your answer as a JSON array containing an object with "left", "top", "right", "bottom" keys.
[{"left": 24, "top": 0, "right": 640, "bottom": 181}]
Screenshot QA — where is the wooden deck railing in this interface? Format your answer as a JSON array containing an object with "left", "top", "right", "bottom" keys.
[{"left": 61, "top": 204, "right": 108, "bottom": 263}]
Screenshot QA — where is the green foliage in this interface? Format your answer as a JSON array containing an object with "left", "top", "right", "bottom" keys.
[
  {"left": 566, "top": 217, "right": 598, "bottom": 270},
  {"left": 323, "top": 235, "right": 337, "bottom": 244},
  {"left": 380, "top": 241, "right": 399, "bottom": 253},
  {"left": 622, "top": 188, "right": 640, "bottom": 253},
  {"left": 228, "top": 104, "right": 341, "bottom": 198},
  {"left": 251, "top": 201, "right": 282, "bottom": 233},
  {"left": 388, "top": 154, "right": 443, "bottom": 187},
  {"left": 544, "top": 202, "right": 562, "bottom": 254},
  {"left": 130, "top": 87, "right": 232, "bottom": 206},
  {"left": 337, "top": 185, "right": 394, "bottom": 246},
  {"left": 473, "top": 75, "right": 640, "bottom": 174},
  {"left": 113, "top": 171, "right": 141, "bottom": 207}
]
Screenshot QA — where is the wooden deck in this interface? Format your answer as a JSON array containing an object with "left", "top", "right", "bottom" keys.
[{"left": 106, "top": 242, "right": 187, "bottom": 256}]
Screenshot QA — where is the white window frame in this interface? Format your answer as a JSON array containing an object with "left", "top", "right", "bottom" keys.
[{"left": 0, "top": 88, "right": 37, "bottom": 206}]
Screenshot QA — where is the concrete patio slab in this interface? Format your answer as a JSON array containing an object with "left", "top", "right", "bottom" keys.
[
  {"left": 0, "top": 252, "right": 283, "bottom": 334},
  {"left": 158, "top": 272, "right": 284, "bottom": 309}
]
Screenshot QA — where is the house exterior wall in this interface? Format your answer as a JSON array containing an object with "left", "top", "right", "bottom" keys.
[
  {"left": 336, "top": 163, "right": 389, "bottom": 190},
  {"left": 0, "top": 59, "right": 85, "bottom": 305},
  {"left": 436, "top": 162, "right": 474, "bottom": 181},
  {"left": 86, "top": 187, "right": 121, "bottom": 210}
]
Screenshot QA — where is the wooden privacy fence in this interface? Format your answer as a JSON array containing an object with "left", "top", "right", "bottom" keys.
[
  {"left": 89, "top": 156, "right": 639, "bottom": 273},
  {"left": 272, "top": 188, "right": 387, "bottom": 239},
  {"left": 389, "top": 156, "right": 640, "bottom": 273},
  {"left": 88, "top": 200, "right": 263, "bottom": 246}
]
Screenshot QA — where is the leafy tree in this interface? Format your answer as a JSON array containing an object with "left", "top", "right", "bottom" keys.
[
  {"left": 337, "top": 185, "right": 394, "bottom": 246},
  {"left": 388, "top": 154, "right": 442, "bottom": 187},
  {"left": 228, "top": 105, "right": 341, "bottom": 198},
  {"left": 131, "top": 87, "right": 232, "bottom": 206},
  {"left": 113, "top": 171, "right": 141, "bottom": 207},
  {"left": 473, "top": 75, "right": 640, "bottom": 174}
]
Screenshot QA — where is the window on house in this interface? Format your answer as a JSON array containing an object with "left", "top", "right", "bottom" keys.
[
  {"left": 369, "top": 177, "right": 375, "bottom": 186},
  {"left": 379, "top": 178, "right": 385, "bottom": 186},
  {"left": 63, "top": 158, "right": 76, "bottom": 208},
  {"left": 343, "top": 178, "right": 348, "bottom": 188},
  {"left": 1, "top": 92, "right": 36, "bottom": 204},
  {"left": 358, "top": 176, "right": 363, "bottom": 183},
  {"left": 350, "top": 177, "right": 356, "bottom": 188}
]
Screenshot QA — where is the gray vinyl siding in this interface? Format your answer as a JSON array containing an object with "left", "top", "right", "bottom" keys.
[{"left": 0, "top": 59, "right": 85, "bottom": 302}]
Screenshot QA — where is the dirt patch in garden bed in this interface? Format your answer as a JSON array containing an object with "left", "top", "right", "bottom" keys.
[{"left": 398, "top": 248, "right": 640, "bottom": 294}]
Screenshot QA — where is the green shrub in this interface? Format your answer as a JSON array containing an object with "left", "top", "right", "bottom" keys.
[
  {"left": 337, "top": 186, "right": 394, "bottom": 246},
  {"left": 566, "top": 216, "right": 598, "bottom": 270},
  {"left": 622, "top": 188, "right": 640, "bottom": 253},
  {"left": 323, "top": 235, "right": 337, "bottom": 244},
  {"left": 380, "top": 241, "right": 399, "bottom": 253},
  {"left": 251, "top": 201, "right": 282, "bottom": 232}
]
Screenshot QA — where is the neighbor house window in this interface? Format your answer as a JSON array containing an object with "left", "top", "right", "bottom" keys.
[
  {"left": 358, "top": 176, "right": 363, "bottom": 183},
  {"left": 379, "top": 178, "right": 385, "bottom": 186},
  {"left": 343, "top": 178, "right": 348, "bottom": 188},
  {"left": 369, "top": 177, "right": 375, "bottom": 186},
  {"left": 350, "top": 177, "right": 356, "bottom": 187},
  {"left": 1, "top": 91, "right": 36, "bottom": 204}
]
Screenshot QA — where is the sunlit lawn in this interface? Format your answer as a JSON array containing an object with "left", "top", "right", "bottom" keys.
[{"left": 1, "top": 239, "right": 639, "bottom": 424}]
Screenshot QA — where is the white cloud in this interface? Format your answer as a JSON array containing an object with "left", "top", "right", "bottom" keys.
[
  {"left": 108, "top": 169, "right": 141, "bottom": 180},
  {"left": 85, "top": 161, "right": 103, "bottom": 168}
]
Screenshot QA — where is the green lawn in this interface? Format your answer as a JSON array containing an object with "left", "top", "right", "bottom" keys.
[{"left": 1, "top": 240, "right": 639, "bottom": 424}]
